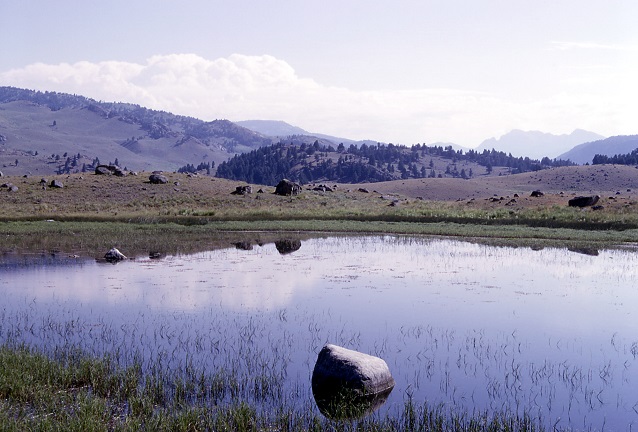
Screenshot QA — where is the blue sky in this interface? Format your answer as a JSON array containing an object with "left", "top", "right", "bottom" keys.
[{"left": 1, "top": 0, "right": 637, "bottom": 146}]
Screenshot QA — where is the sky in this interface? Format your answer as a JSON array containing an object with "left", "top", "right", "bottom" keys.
[{"left": 1, "top": 0, "right": 637, "bottom": 147}]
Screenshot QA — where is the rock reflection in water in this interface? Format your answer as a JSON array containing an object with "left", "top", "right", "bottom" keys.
[
  {"left": 313, "top": 385, "right": 393, "bottom": 421},
  {"left": 231, "top": 239, "right": 302, "bottom": 254},
  {"left": 567, "top": 246, "right": 599, "bottom": 256},
  {"left": 233, "top": 241, "right": 254, "bottom": 251},
  {"left": 275, "top": 239, "right": 302, "bottom": 255}
]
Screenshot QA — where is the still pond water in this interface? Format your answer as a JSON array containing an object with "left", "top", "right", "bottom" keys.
[{"left": 2, "top": 236, "right": 638, "bottom": 430}]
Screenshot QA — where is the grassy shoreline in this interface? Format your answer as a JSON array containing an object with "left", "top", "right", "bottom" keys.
[
  {"left": 2, "top": 219, "right": 638, "bottom": 258},
  {"left": 2, "top": 171, "right": 638, "bottom": 254}
]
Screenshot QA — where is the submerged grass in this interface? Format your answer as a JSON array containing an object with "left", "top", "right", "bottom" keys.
[{"left": 0, "top": 344, "right": 544, "bottom": 431}]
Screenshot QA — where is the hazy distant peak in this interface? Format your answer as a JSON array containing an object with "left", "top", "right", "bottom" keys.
[
  {"left": 430, "top": 141, "right": 471, "bottom": 153},
  {"left": 236, "top": 120, "right": 308, "bottom": 137},
  {"left": 476, "top": 129, "right": 604, "bottom": 159},
  {"left": 236, "top": 119, "right": 364, "bottom": 146},
  {"left": 558, "top": 134, "right": 638, "bottom": 164}
]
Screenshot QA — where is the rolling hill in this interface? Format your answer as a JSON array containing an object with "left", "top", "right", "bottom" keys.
[
  {"left": 214, "top": 140, "right": 574, "bottom": 186},
  {"left": 0, "top": 87, "right": 273, "bottom": 175}
]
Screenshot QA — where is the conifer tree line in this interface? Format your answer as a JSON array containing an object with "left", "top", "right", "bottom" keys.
[
  {"left": 592, "top": 148, "right": 638, "bottom": 165},
  {"left": 177, "top": 161, "right": 214, "bottom": 174},
  {"left": 215, "top": 141, "right": 573, "bottom": 185}
]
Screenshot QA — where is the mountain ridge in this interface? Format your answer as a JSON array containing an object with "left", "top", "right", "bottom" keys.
[
  {"left": 236, "top": 119, "right": 378, "bottom": 146},
  {"left": 476, "top": 129, "right": 605, "bottom": 160},
  {"left": 558, "top": 135, "right": 638, "bottom": 164}
]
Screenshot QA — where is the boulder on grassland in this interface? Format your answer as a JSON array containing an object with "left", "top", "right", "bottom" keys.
[
  {"left": 275, "top": 179, "right": 302, "bottom": 196},
  {"left": 568, "top": 195, "right": 600, "bottom": 208},
  {"left": 149, "top": 173, "right": 168, "bottom": 184}
]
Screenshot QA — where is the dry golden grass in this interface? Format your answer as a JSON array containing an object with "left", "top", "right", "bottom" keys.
[
  {"left": 1, "top": 165, "right": 638, "bottom": 229},
  {"left": 3, "top": 166, "right": 638, "bottom": 258}
]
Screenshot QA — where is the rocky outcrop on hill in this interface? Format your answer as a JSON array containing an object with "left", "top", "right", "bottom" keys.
[
  {"left": 231, "top": 185, "right": 252, "bottom": 195},
  {"left": 275, "top": 179, "right": 302, "bottom": 196},
  {"left": 95, "top": 165, "right": 125, "bottom": 176},
  {"left": 1, "top": 182, "right": 18, "bottom": 192}
]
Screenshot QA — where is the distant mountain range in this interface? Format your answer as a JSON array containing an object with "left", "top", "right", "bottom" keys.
[
  {"left": 476, "top": 129, "right": 605, "bottom": 160},
  {"left": 558, "top": 135, "right": 638, "bottom": 164},
  {"left": 236, "top": 120, "right": 309, "bottom": 137},
  {"left": 237, "top": 121, "right": 607, "bottom": 159},
  {"left": 236, "top": 120, "right": 379, "bottom": 147}
]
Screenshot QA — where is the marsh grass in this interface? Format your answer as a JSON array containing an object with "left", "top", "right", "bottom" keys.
[
  {"left": 4, "top": 284, "right": 632, "bottom": 432},
  {"left": 0, "top": 344, "right": 545, "bottom": 431},
  {"left": 0, "top": 280, "right": 561, "bottom": 432}
]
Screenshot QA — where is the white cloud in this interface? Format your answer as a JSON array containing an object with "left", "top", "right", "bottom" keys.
[{"left": 0, "top": 53, "right": 633, "bottom": 146}]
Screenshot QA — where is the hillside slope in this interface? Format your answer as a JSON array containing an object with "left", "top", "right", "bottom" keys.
[
  {"left": 0, "top": 87, "right": 272, "bottom": 175},
  {"left": 214, "top": 141, "right": 574, "bottom": 186}
]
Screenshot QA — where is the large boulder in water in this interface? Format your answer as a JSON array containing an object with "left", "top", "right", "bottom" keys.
[
  {"left": 568, "top": 195, "right": 600, "bottom": 208},
  {"left": 312, "top": 344, "right": 395, "bottom": 419},
  {"left": 104, "top": 247, "right": 127, "bottom": 262}
]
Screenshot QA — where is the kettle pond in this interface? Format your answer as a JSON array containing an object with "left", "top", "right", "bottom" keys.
[{"left": 2, "top": 235, "right": 637, "bottom": 430}]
